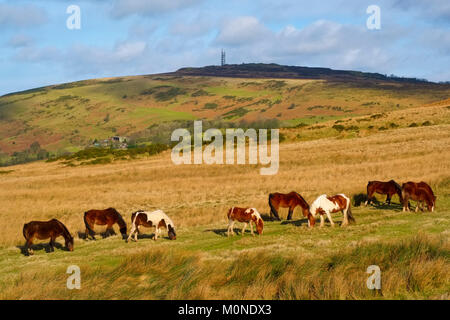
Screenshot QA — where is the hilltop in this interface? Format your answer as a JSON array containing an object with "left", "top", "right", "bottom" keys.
[{"left": 0, "top": 63, "right": 449, "bottom": 165}]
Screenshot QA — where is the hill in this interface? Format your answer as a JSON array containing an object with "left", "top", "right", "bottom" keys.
[{"left": 0, "top": 63, "right": 449, "bottom": 166}]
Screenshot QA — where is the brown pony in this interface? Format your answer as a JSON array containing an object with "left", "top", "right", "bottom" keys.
[
  {"left": 84, "top": 207, "right": 127, "bottom": 240},
  {"left": 365, "top": 180, "right": 403, "bottom": 206},
  {"left": 23, "top": 219, "right": 74, "bottom": 255},
  {"left": 402, "top": 181, "right": 436, "bottom": 212},
  {"left": 268, "top": 192, "right": 314, "bottom": 224}
]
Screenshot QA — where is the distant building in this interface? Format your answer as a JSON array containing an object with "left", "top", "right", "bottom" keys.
[
  {"left": 112, "top": 136, "right": 127, "bottom": 143},
  {"left": 92, "top": 136, "right": 128, "bottom": 149}
]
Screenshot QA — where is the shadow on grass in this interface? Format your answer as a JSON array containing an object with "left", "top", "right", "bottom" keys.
[
  {"left": 16, "top": 242, "right": 65, "bottom": 256},
  {"left": 204, "top": 228, "right": 259, "bottom": 237},
  {"left": 78, "top": 229, "right": 127, "bottom": 240},
  {"left": 127, "top": 233, "right": 172, "bottom": 242},
  {"left": 281, "top": 217, "right": 310, "bottom": 227}
]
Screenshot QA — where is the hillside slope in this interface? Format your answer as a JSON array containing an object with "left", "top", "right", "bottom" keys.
[{"left": 0, "top": 64, "right": 449, "bottom": 163}]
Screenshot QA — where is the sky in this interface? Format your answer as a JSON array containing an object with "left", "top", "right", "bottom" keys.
[{"left": 0, "top": 0, "right": 449, "bottom": 95}]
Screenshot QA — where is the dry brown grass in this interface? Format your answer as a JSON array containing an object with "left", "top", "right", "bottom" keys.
[{"left": 0, "top": 119, "right": 449, "bottom": 248}]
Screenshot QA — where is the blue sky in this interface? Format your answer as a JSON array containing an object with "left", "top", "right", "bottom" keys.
[{"left": 1, "top": 0, "right": 449, "bottom": 95}]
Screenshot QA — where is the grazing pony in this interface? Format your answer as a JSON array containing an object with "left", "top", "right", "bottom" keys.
[
  {"left": 365, "top": 180, "right": 403, "bottom": 206},
  {"left": 268, "top": 192, "right": 313, "bottom": 223},
  {"left": 402, "top": 181, "right": 435, "bottom": 212},
  {"left": 84, "top": 207, "right": 127, "bottom": 240},
  {"left": 309, "top": 194, "right": 355, "bottom": 227},
  {"left": 227, "top": 207, "right": 264, "bottom": 237},
  {"left": 127, "top": 210, "right": 176, "bottom": 242},
  {"left": 23, "top": 219, "right": 74, "bottom": 255}
]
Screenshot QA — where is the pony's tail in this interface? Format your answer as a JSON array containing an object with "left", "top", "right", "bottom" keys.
[
  {"left": 22, "top": 223, "right": 29, "bottom": 240},
  {"left": 347, "top": 204, "right": 356, "bottom": 224},
  {"left": 268, "top": 194, "right": 279, "bottom": 220},
  {"left": 84, "top": 213, "right": 95, "bottom": 237}
]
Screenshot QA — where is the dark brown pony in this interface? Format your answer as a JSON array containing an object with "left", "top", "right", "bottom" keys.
[
  {"left": 365, "top": 180, "right": 403, "bottom": 206},
  {"left": 23, "top": 219, "right": 74, "bottom": 255},
  {"left": 84, "top": 207, "right": 127, "bottom": 240},
  {"left": 402, "top": 181, "right": 436, "bottom": 212},
  {"left": 268, "top": 191, "right": 314, "bottom": 225}
]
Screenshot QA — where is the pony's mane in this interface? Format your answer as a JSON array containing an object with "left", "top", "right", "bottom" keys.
[
  {"left": 295, "top": 192, "right": 310, "bottom": 208},
  {"left": 110, "top": 208, "right": 126, "bottom": 227},
  {"left": 391, "top": 180, "right": 402, "bottom": 191},
  {"left": 54, "top": 219, "right": 72, "bottom": 239}
]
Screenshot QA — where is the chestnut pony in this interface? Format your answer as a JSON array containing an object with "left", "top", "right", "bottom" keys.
[
  {"left": 23, "top": 219, "right": 74, "bottom": 255},
  {"left": 365, "top": 180, "right": 403, "bottom": 206},
  {"left": 84, "top": 207, "right": 127, "bottom": 240},
  {"left": 227, "top": 207, "right": 264, "bottom": 237},
  {"left": 402, "top": 181, "right": 436, "bottom": 212},
  {"left": 268, "top": 191, "right": 314, "bottom": 224}
]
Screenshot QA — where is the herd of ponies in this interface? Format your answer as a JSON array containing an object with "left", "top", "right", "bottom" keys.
[{"left": 22, "top": 180, "right": 436, "bottom": 255}]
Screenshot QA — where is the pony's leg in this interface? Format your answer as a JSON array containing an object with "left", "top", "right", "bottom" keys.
[
  {"left": 49, "top": 237, "right": 55, "bottom": 252},
  {"left": 241, "top": 223, "right": 247, "bottom": 236},
  {"left": 326, "top": 211, "right": 335, "bottom": 227},
  {"left": 287, "top": 207, "right": 294, "bottom": 220},
  {"left": 402, "top": 196, "right": 409, "bottom": 212},
  {"left": 24, "top": 239, "right": 31, "bottom": 255},
  {"left": 127, "top": 224, "right": 136, "bottom": 242},
  {"left": 271, "top": 204, "right": 281, "bottom": 221},
  {"left": 319, "top": 214, "right": 325, "bottom": 228},
  {"left": 386, "top": 194, "right": 391, "bottom": 205},
  {"left": 154, "top": 228, "right": 158, "bottom": 240},
  {"left": 341, "top": 209, "right": 349, "bottom": 226},
  {"left": 365, "top": 190, "right": 373, "bottom": 206},
  {"left": 230, "top": 221, "right": 235, "bottom": 236},
  {"left": 26, "top": 238, "right": 34, "bottom": 255},
  {"left": 250, "top": 222, "right": 254, "bottom": 236},
  {"left": 135, "top": 226, "right": 140, "bottom": 241}
]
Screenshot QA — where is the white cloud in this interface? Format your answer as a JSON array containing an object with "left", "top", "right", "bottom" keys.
[
  {"left": 0, "top": 3, "right": 47, "bottom": 28},
  {"left": 111, "top": 0, "right": 203, "bottom": 18},
  {"left": 7, "top": 34, "right": 34, "bottom": 48},
  {"left": 215, "top": 16, "right": 271, "bottom": 46}
]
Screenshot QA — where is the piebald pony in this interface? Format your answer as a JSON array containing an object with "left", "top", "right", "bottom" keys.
[
  {"left": 127, "top": 210, "right": 176, "bottom": 242},
  {"left": 309, "top": 194, "right": 355, "bottom": 227}
]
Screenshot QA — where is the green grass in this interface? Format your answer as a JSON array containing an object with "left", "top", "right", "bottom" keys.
[{"left": 0, "top": 195, "right": 448, "bottom": 299}]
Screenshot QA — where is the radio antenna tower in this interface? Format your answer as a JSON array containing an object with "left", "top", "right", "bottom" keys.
[{"left": 221, "top": 49, "right": 226, "bottom": 66}]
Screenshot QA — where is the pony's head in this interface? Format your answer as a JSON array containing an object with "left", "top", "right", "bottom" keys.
[
  {"left": 255, "top": 217, "right": 264, "bottom": 235},
  {"left": 307, "top": 211, "right": 316, "bottom": 228},
  {"left": 248, "top": 209, "right": 264, "bottom": 235},
  {"left": 65, "top": 235, "right": 74, "bottom": 252},
  {"left": 425, "top": 195, "right": 435, "bottom": 212},
  {"left": 168, "top": 224, "right": 177, "bottom": 240}
]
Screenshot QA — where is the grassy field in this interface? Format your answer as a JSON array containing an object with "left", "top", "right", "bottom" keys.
[{"left": 0, "top": 102, "right": 449, "bottom": 299}]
